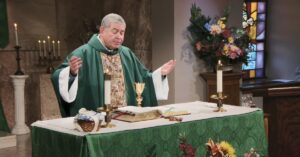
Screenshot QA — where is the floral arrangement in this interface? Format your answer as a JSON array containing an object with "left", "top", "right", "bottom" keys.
[
  {"left": 206, "top": 138, "right": 236, "bottom": 157},
  {"left": 178, "top": 133, "right": 196, "bottom": 157},
  {"left": 188, "top": 4, "right": 251, "bottom": 69},
  {"left": 178, "top": 133, "right": 237, "bottom": 157}
]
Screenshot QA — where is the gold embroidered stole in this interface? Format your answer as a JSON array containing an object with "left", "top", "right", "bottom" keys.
[{"left": 100, "top": 52, "right": 126, "bottom": 107}]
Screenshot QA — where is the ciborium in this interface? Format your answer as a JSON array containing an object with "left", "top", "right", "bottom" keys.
[{"left": 135, "top": 82, "right": 145, "bottom": 107}]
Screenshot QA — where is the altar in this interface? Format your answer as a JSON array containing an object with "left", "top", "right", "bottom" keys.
[{"left": 31, "top": 101, "right": 268, "bottom": 157}]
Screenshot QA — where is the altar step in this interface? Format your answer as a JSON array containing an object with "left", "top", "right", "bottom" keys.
[{"left": 0, "top": 131, "right": 16, "bottom": 149}]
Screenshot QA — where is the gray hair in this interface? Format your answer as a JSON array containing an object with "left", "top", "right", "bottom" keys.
[{"left": 101, "top": 13, "right": 126, "bottom": 28}]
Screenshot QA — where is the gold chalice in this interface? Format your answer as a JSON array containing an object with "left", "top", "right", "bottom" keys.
[{"left": 135, "top": 82, "right": 145, "bottom": 107}]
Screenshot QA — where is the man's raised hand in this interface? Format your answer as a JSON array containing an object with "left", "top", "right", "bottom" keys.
[
  {"left": 69, "top": 56, "right": 82, "bottom": 76},
  {"left": 161, "top": 60, "right": 176, "bottom": 76}
]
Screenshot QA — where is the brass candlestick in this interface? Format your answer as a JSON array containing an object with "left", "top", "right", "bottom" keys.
[
  {"left": 210, "top": 92, "right": 227, "bottom": 112},
  {"left": 210, "top": 60, "right": 227, "bottom": 112},
  {"left": 135, "top": 82, "right": 145, "bottom": 107},
  {"left": 14, "top": 46, "right": 24, "bottom": 75},
  {"left": 97, "top": 105, "right": 117, "bottom": 128}
]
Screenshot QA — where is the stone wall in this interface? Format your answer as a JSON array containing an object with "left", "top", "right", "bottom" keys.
[{"left": 0, "top": 0, "right": 152, "bottom": 128}]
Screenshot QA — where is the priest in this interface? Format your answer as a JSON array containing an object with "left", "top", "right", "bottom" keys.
[{"left": 51, "top": 13, "right": 176, "bottom": 117}]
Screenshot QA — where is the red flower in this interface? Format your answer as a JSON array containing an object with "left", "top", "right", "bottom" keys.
[
  {"left": 179, "top": 143, "right": 186, "bottom": 150},
  {"left": 229, "top": 52, "right": 238, "bottom": 59},
  {"left": 222, "top": 29, "right": 231, "bottom": 38},
  {"left": 179, "top": 143, "right": 196, "bottom": 157},
  {"left": 186, "top": 144, "right": 196, "bottom": 154},
  {"left": 182, "top": 154, "right": 195, "bottom": 157}
]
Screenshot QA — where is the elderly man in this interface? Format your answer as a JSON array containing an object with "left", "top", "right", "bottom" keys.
[{"left": 51, "top": 13, "right": 176, "bottom": 117}]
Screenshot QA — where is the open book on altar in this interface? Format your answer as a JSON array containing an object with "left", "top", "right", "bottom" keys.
[{"left": 112, "top": 106, "right": 190, "bottom": 122}]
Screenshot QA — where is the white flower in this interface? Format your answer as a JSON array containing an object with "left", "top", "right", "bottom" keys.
[{"left": 210, "top": 24, "right": 222, "bottom": 35}]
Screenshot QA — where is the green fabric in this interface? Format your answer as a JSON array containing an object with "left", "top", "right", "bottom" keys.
[
  {"left": 0, "top": 0, "right": 9, "bottom": 48},
  {"left": 0, "top": 99, "right": 10, "bottom": 132},
  {"left": 51, "top": 34, "right": 158, "bottom": 117},
  {"left": 32, "top": 128, "right": 87, "bottom": 157},
  {"left": 32, "top": 110, "right": 268, "bottom": 157},
  {"left": 0, "top": 100, "right": 10, "bottom": 132}
]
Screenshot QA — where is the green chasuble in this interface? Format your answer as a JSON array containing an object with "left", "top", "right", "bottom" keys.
[{"left": 51, "top": 34, "right": 158, "bottom": 117}]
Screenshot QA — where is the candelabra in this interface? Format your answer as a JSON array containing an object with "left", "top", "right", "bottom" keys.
[
  {"left": 14, "top": 46, "right": 24, "bottom": 75},
  {"left": 37, "top": 52, "right": 61, "bottom": 73}
]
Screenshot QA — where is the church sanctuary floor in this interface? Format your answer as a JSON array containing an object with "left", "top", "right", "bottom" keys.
[{"left": 0, "top": 134, "right": 31, "bottom": 157}]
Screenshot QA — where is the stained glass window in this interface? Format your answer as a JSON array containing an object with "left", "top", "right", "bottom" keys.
[{"left": 242, "top": 1, "right": 267, "bottom": 79}]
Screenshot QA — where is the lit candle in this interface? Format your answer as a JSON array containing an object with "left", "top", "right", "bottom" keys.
[
  {"left": 38, "top": 40, "right": 42, "bottom": 57},
  {"left": 217, "top": 60, "right": 223, "bottom": 93},
  {"left": 14, "top": 23, "right": 19, "bottom": 46},
  {"left": 57, "top": 40, "right": 60, "bottom": 57},
  {"left": 43, "top": 40, "right": 46, "bottom": 57},
  {"left": 47, "top": 36, "right": 51, "bottom": 51},
  {"left": 104, "top": 74, "right": 111, "bottom": 105},
  {"left": 52, "top": 40, "right": 56, "bottom": 57}
]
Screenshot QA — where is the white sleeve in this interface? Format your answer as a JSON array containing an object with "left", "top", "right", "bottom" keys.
[
  {"left": 58, "top": 66, "right": 79, "bottom": 103},
  {"left": 152, "top": 68, "right": 169, "bottom": 100}
]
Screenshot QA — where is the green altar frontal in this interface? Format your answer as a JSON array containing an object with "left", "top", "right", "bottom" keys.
[{"left": 32, "top": 110, "right": 267, "bottom": 157}]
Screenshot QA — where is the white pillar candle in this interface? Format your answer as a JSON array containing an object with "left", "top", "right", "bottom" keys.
[
  {"left": 104, "top": 74, "right": 111, "bottom": 105},
  {"left": 52, "top": 40, "right": 56, "bottom": 57},
  {"left": 217, "top": 60, "right": 223, "bottom": 93},
  {"left": 57, "top": 40, "right": 60, "bottom": 57},
  {"left": 14, "top": 23, "right": 19, "bottom": 46},
  {"left": 47, "top": 36, "right": 51, "bottom": 51},
  {"left": 38, "top": 40, "right": 42, "bottom": 57},
  {"left": 43, "top": 40, "right": 46, "bottom": 57}
]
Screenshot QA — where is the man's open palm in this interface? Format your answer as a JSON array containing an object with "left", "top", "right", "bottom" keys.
[{"left": 161, "top": 60, "right": 176, "bottom": 75}]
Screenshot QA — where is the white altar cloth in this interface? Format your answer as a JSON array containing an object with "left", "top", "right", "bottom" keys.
[{"left": 31, "top": 101, "right": 260, "bottom": 136}]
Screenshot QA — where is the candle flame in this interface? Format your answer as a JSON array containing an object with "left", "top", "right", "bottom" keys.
[
  {"left": 14, "top": 23, "right": 17, "bottom": 28},
  {"left": 47, "top": 36, "right": 50, "bottom": 39},
  {"left": 57, "top": 40, "right": 60, "bottom": 44},
  {"left": 38, "top": 40, "right": 41, "bottom": 43},
  {"left": 43, "top": 40, "right": 46, "bottom": 43},
  {"left": 52, "top": 40, "right": 55, "bottom": 43},
  {"left": 218, "top": 60, "right": 223, "bottom": 66}
]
